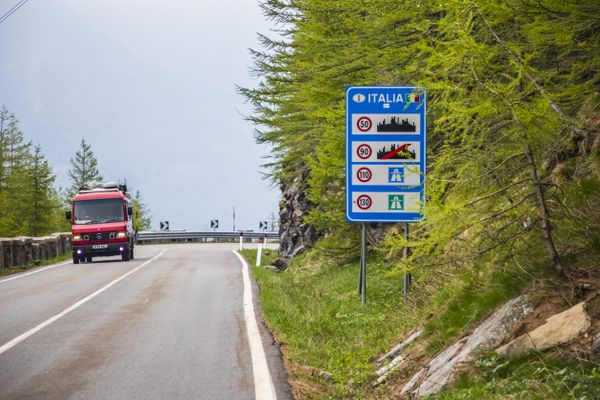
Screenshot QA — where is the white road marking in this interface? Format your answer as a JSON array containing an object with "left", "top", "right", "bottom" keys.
[
  {"left": 234, "top": 250, "right": 278, "bottom": 400},
  {"left": 0, "top": 250, "right": 167, "bottom": 356},
  {"left": 0, "top": 260, "right": 72, "bottom": 284}
]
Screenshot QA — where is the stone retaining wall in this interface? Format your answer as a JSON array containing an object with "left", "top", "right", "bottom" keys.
[{"left": 0, "top": 233, "right": 71, "bottom": 270}]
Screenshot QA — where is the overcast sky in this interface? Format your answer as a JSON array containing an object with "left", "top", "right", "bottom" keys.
[{"left": 0, "top": 0, "right": 279, "bottom": 231}]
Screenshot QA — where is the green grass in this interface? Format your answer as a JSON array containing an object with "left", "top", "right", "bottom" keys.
[
  {"left": 0, "top": 253, "right": 71, "bottom": 277},
  {"left": 433, "top": 353, "right": 600, "bottom": 400},
  {"left": 240, "top": 247, "right": 278, "bottom": 268},
  {"left": 241, "top": 248, "right": 420, "bottom": 398}
]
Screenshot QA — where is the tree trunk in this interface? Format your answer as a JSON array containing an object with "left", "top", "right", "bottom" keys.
[{"left": 524, "top": 143, "right": 569, "bottom": 276}]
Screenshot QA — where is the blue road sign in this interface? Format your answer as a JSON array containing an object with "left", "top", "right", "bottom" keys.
[{"left": 346, "top": 87, "right": 426, "bottom": 222}]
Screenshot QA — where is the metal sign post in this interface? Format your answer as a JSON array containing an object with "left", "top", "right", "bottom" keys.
[
  {"left": 360, "top": 223, "right": 367, "bottom": 304},
  {"left": 403, "top": 223, "right": 412, "bottom": 302},
  {"left": 346, "top": 86, "right": 426, "bottom": 304}
]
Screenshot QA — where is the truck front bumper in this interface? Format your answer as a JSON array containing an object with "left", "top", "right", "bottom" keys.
[{"left": 72, "top": 242, "right": 129, "bottom": 257}]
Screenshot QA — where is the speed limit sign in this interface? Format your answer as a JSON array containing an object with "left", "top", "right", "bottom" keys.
[
  {"left": 356, "top": 116, "right": 372, "bottom": 132},
  {"left": 356, "top": 194, "right": 372, "bottom": 210},
  {"left": 356, "top": 144, "right": 372, "bottom": 159},
  {"left": 356, "top": 167, "right": 372, "bottom": 182}
]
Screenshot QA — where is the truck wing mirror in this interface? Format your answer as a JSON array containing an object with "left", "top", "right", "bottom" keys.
[
  {"left": 66, "top": 211, "right": 72, "bottom": 221},
  {"left": 127, "top": 207, "right": 133, "bottom": 216}
]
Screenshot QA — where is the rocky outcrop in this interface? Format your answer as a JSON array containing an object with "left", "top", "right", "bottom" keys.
[
  {"left": 0, "top": 233, "right": 71, "bottom": 270},
  {"left": 275, "top": 169, "right": 320, "bottom": 270},
  {"left": 401, "top": 295, "right": 534, "bottom": 398},
  {"left": 496, "top": 301, "right": 591, "bottom": 358}
]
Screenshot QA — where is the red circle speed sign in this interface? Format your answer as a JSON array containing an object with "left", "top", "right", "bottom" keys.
[
  {"left": 356, "top": 167, "right": 372, "bottom": 183},
  {"left": 356, "top": 194, "right": 372, "bottom": 210},
  {"left": 356, "top": 116, "right": 372, "bottom": 132},
  {"left": 356, "top": 144, "right": 372, "bottom": 159}
]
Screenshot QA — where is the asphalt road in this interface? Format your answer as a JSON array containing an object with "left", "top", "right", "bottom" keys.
[{"left": 0, "top": 243, "right": 290, "bottom": 400}]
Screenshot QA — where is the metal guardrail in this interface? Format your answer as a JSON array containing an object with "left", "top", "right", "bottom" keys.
[{"left": 136, "top": 231, "right": 279, "bottom": 242}]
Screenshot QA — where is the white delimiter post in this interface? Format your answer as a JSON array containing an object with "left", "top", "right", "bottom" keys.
[
  {"left": 239, "top": 233, "right": 243, "bottom": 251},
  {"left": 256, "top": 240, "right": 263, "bottom": 267}
]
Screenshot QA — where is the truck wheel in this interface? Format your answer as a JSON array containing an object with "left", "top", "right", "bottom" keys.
[
  {"left": 122, "top": 249, "right": 130, "bottom": 262},
  {"left": 86, "top": 256, "right": 92, "bottom": 263},
  {"left": 73, "top": 255, "right": 79, "bottom": 264}
]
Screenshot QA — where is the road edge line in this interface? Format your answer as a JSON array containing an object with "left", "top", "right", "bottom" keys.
[
  {"left": 0, "top": 260, "right": 73, "bottom": 284},
  {"left": 233, "top": 250, "right": 278, "bottom": 400},
  {"left": 0, "top": 249, "right": 167, "bottom": 356}
]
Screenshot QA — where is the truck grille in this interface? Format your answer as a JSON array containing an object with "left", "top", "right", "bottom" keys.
[{"left": 82, "top": 232, "right": 116, "bottom": 241}]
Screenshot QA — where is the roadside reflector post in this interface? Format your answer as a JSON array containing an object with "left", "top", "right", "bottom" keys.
[
  {"left": 360, "top": 223, "right": 367, "bottom": 305},
  {"left": 256, "top": 240, "right": 263, "bottom": 267},
  {"left": 239, "top": 232, "right": 243, "bottom": 251}
]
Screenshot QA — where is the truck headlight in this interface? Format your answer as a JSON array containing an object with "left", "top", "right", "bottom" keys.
[
  {"left": 117, "top": 231, "right": 127, "bottom": 238},
  {"left": 73, "top": 235, "right": 81, "bottom": 241}
]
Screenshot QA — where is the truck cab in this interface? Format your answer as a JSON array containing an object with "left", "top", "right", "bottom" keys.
[{"left": 67, "top": 182, "right": 135, "bottom": 264}]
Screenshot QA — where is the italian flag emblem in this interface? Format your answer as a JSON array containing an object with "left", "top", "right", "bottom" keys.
[{"left": 407, "top": 93, "right": 420, "bottom": 103}]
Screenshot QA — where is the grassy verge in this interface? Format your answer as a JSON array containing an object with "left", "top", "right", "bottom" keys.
[
  {"left": 0, "top": 253, "right": 71, "bottom": 278},
  {"left": 241, "top": 248, "right": 423, "bottom": 398},
  {"left": 240, "top": 248, "right": 597, "bottom": 398}
]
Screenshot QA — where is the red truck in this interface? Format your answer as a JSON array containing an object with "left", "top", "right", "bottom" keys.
[{"left": 66, "top": 182, "right": 135, "bottom": 264}]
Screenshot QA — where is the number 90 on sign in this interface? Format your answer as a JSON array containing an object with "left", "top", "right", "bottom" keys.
[{"left": 356, "top": 144, "right": 372, "bottom": 159}]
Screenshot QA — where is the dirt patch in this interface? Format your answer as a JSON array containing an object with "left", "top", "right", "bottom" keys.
[{"left": 278, "top": 346, "right": 327, "bottom": 400}]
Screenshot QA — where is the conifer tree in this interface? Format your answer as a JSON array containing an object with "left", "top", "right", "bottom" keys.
[
  {"left": 0, "top": 106, "right": 33, "bottom": 235},
  {"left": 131, "top": 190, "right": 152, "bottom": 232},
  {"left": 25, "top": 145, "right": 58, "bottom": 236},
  {"left": 67, "top": 138, "right": 103, "bottom": 195}
]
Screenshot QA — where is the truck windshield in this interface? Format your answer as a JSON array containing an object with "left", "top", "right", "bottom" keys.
[{"left": 74, "top": 199, "right": 124, "bottom": 224}]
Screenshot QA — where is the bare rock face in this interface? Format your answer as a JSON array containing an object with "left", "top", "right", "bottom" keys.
[
  {"left": 496, "top": 301, "right": 591, "bottom": 358},
  {"left": 401, "top": 295, "right": 533, "bottom": 398},
  {"left": 274, "top": 170, "right": 321, "bottom": 270}
]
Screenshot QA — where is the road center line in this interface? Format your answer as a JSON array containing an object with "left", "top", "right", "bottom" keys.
[
  {"left": 0, "top": 249, "right": 167, "bottom": 356},
  {"left": 233, "top": 250, "right": 277, "bottom": 400},
  {"left": 0, "top": 260, "right": 73, "bottom": 284}
]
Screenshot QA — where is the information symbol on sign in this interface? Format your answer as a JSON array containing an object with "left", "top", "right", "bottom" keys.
[
  {"left": 388, "top": 167, "right": 405, "bottom": 183},
  {"left": 356, "top": 194, "right": 372, "bottom": 210},
  {"left": 160, "top": 221, "right": 169, "bottom": 231},
  {"left": 210, "top": 220, "right": 219, "bottom": 229},
  {"left": 357, "top": 167, "right": 372, "bottom": 183},
  {"left": 357, "top": 144, "right": 372, "bottom": 159},
  {"left": 388, "top": 195, "right": 404, "bottom": 211},
  {"left": 259, "top": 221, "right": 268, "bottom": 231},
  {"left": 356, "top": 116, "right": 372, "bottom": 132}
]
